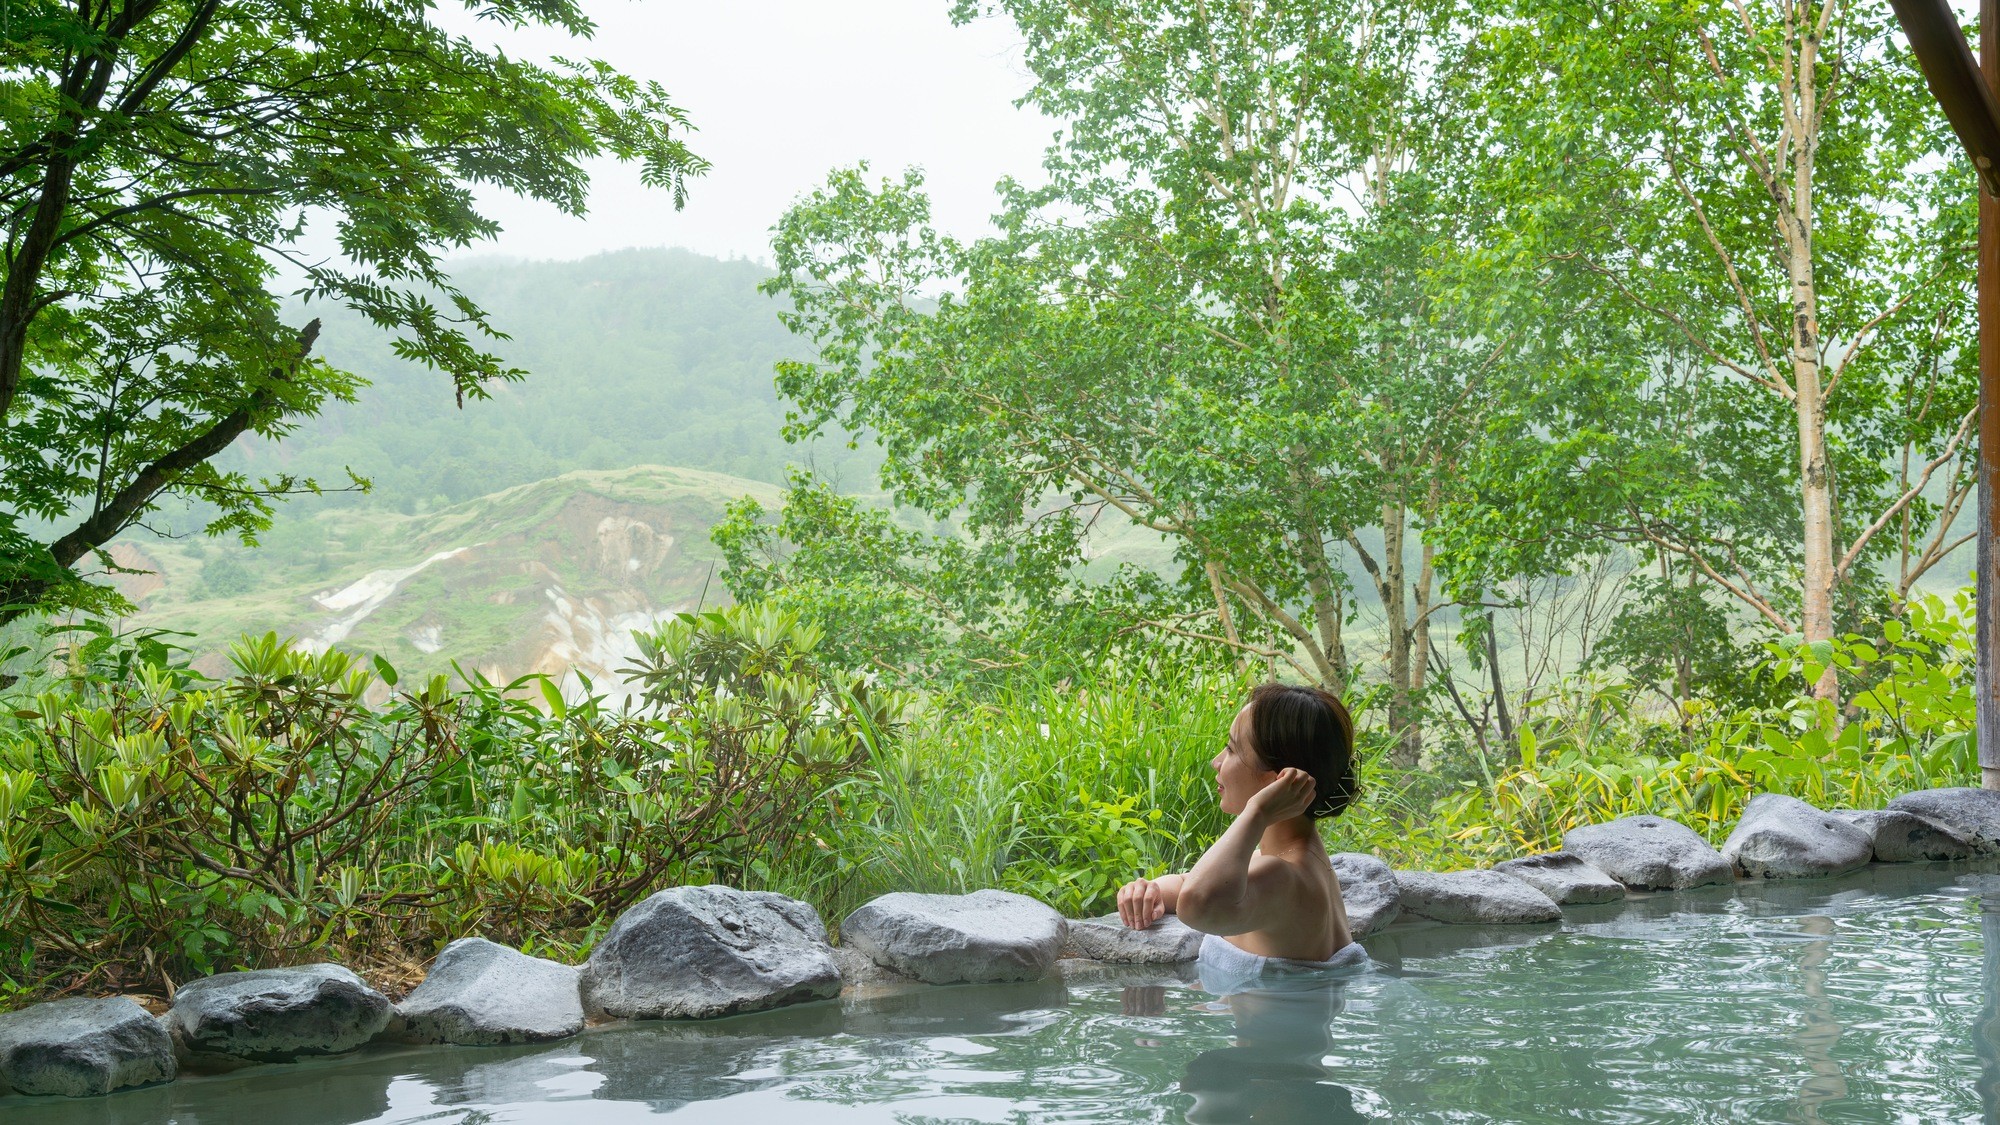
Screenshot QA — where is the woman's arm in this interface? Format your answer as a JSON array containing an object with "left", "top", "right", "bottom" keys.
[
  {"left": 1116, "top": 872, "right": 1184, "bottom": 929},
  {"left": 1174, "top": 768, "right": 1314, "bottom": 936}
]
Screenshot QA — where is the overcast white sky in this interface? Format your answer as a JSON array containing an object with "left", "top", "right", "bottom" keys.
[{"left": 442, "top": 1, "right": 1055, "bottom": 265}]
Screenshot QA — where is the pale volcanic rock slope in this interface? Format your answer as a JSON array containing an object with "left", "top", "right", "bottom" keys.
[{"left": 110, "top": 466, "right": 779, "bottom": 698}]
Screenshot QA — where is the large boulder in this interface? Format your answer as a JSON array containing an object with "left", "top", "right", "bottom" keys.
[
  {"left": 842, "top": 889, "right": 1066, "bottom": 984},
  {"left": 1887, "top": 788, "right": 2000, "bottom": 854},
  {"left": 166, "top": 963, "right": 389, "bottom": 1066},
  {"left": 1330, "top": 852, "right": 1402, "bottom": 937},
  {"left": 579, "top": 885, "right": 842, "bottom": 1020},
  {"left": 1562, "top": 815, "right": 1734, "bottom": 891},
  {"left": 1492, "top": 852, "right": 1626, "bottom": 905},
  {"left": 1722, "top": 794, "right": 1874, "bottom": 879},
  {"left": 1392, "top": 869, "right": 1562, "bottom": 924},
  {"left": 1829, "top": 808, "right": 1973, "bottom": 863},
  {"left": 393, "top": 937, "right": 583, "bottom": 1046},
  {"left": 830, "top": 945, "right": 918, "bottom": 989},
  {"left": 1061, "top": 914, "right": 1204, "bottom": 963},
  {"left": 0, "top": 997, "right": 175, "bottom": 1097}
]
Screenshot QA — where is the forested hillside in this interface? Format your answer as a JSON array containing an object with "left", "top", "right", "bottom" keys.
[
  {"left": 64, "top": 250, "right": 858, "bottom": 683},
  {"left": 227, "top": 247, "right": 865, "bottom": 512}
]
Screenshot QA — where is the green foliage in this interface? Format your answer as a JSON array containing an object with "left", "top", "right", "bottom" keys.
[
  {"left": 1452, "top": 0, "right": 1975, "bottom": 633},
  {"left": 1379, "top": 593, "right": 1979, "bottom": 869},
  {"left": 197, "top": 556, "right": 259, "bottom": 600},
  {"left": 1004, "top": 791, "right": 1179, "bottom": 917},
  {"left": 1586, "top": 573, "right": 1783, "bottom": 711},
  {"left": 716, "top": 469, "right": 1201, "bottom": 690},
  {"left": 0, "top": 633, "right": 465, "bottom": 990},
  {"left": 762, "top": 0, "right": 1526, "bottom": 710},
  {"left": 0, "top": 606, "right": 891, "bottom": 999},
  {"left": 828, "top": 664, "right": 1243, "bottom": 919},
  {"left": 0, "top": 0, "right": 704, "bottom": 622},
  {"left": 1, "top": 589, "right": 1977, "bottom": 1006}
]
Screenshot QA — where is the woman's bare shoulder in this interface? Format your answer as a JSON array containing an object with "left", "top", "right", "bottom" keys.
[{"left": 1245, "top": 849, "right": 1328, "bottom": 896}]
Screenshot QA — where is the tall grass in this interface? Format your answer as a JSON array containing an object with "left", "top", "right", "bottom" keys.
[{"left": 826, "top": 663, "right": 1243, "bottom": 918}]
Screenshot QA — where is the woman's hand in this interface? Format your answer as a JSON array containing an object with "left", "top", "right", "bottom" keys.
[
  {"left": 1240, "top": 767, "right": 1316, "bottom": 827},
  {"left": 1117, "top": 877, "right": 1168, "bottom": 929}
]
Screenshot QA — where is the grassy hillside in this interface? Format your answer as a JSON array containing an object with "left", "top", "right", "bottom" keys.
[{"left": 109, "top": 466, "right": 779, "bottom": 696}]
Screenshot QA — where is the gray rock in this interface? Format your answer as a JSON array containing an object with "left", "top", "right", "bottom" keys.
[
  {"left": 1060, "top": 915, "right": 1204, "bottom": 963},
  {"left": 1392, "top": 869, "right": 1562, "bottom": 924},
  {"left": 393, "top": 937, "right": 582, "bottom": 1046},
  {"left": 830, "top": 945, "right": 917, "bottom": 988},
  {"left": 1330, "top": 852, "right": 1403, "bottom": 937},
  {"left": 1887, "top": 788, "right": 2000, "bottom": 854},
  {"left": 1723, "top": 793, "right": 1875, "bottom": 879},
  {"left": 0, "top": 997, "right": 175, "bottom": 1097},
  {"left": 842, "top": 889, "right": 1066, "bottom": 984},
  {"left": 1830, "top": 808, "right": 1973, "bottom": 862},
  {"left": 166, "top": 964, "right": 389, "bottom": 1066},
  {"left": 1562, "top": 815, "right": 1734, "bottom": 891},
  {"left": 1492, "top": 852, "right": 1626, "bottom": 905},
  {"left": 579, "top": 885, "right": 842, "bottom": 1021}
]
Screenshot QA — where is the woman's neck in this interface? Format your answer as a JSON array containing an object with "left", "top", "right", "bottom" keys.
[{"left": 1258, "top": 814, "right": 1319, "bottom": 858}]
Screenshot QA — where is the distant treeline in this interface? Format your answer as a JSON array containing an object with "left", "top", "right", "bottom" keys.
[{"left": 228, "top": 249, "right": 869, "bottom": 513}]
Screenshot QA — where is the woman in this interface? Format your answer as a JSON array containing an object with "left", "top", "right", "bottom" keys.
[{"left": 1115, "top": 682, "right": 1364, "bottom": 976}]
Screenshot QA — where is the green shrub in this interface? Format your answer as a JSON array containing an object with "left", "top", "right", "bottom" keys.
[
  {"left": 1385, "top": 592, "right": 1979, "bottom": 868},
  {"left": 0, "top": 605, "right": 893, "bottom": 1001},
  {"left": 0, "top": 593, "right": 1976, "bottom": 1006}
]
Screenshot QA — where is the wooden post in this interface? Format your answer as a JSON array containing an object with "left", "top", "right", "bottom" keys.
[
  {"left": 1983, "top": 0, "right": 2000, "bottom": 790},
  {"left": 1887, "top": 0, "right": 2000, "bottom": 789}
]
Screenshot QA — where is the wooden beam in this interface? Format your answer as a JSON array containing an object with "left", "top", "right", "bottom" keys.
[
  {"left": 1889, "top": 0, "right": 2000, "bottom": 195},
  {"left": 1888, "top": 0, "right": 2000, "bottom": 788}
]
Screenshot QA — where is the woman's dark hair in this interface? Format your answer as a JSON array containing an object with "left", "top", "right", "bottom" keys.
[{"left": 1244, "top": 682, "right": 1360, "bottom": 819}]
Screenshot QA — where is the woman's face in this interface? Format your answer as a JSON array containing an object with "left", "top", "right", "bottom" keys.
[{"left": 1211, "top": 704, "right": 1278, "bottom": 816}]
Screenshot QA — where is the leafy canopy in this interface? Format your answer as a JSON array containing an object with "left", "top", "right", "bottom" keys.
[
  {"left": 752, "top": 0, "right": 1527, "bottom": 695},
  {"left": 0, "top": 0, "right": 704, "bottom": 621}
]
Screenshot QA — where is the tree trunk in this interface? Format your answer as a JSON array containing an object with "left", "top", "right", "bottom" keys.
[
  {"left": 1204, "top": 560, "right": 1250, "bottom": 675},
  {"left": 0, "top": 320, "right": 320, "bottom": 627},
  {"left": 1301, "top": 551, "right": 1349, "bottom": 689},
  {"left": 1285, "top": 460, "right": 1349, "bottom": 689},
  {"left": 1381, "top": 498, "right": 1422, "bottom": 768},
  {"left": 1484, "top": 610, "right": 1514, "bottom": 746},
  {"left": 1411, "top": 536, "right": 1435, "bottom": 705},
  {"left": 1786, "top": 33, "right": 1839, "bottom": 705}
]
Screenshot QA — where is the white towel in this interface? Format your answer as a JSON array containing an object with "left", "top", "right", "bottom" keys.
[{"left": 1195, "top": 932, "right": 1369, "bottom": 997}]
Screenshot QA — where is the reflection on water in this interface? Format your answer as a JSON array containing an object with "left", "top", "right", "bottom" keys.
[
  {"left": 4, "top": 861, "right": 1997, "bottom": 1124},
  {"left": 1978, "top": 876, "right": 2000, "bottom": 1119},
  {"left": 1179, "top": 973, "right": 1367, "bottom": 1124},
  {"left": 1790, "top": 915, "right": 1845, "bottom": 1124}
]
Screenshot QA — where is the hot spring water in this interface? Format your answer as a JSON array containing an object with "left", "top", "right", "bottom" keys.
[{"left": 12, "top": 860, "right": 1996, "bottom": 1124}]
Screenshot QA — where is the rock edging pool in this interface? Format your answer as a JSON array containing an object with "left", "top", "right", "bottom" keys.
[{"left": 0, "top": 785, "right": 1993, "bottom": 1121}]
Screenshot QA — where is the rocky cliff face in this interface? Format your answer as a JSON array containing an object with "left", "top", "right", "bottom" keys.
[{"left": 104, "top": 466, "right": 779, "bottom": 700}]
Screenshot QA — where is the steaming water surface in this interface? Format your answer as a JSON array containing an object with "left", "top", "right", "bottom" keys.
[{"left": 13, "top": 861, "right": 1998, "bottom": 1124}]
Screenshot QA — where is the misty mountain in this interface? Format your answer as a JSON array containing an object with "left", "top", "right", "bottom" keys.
[{"left": 229, "top": 247, "right": 866, "bottom": 513}]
